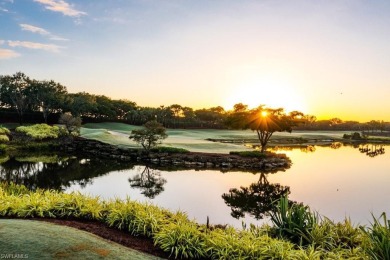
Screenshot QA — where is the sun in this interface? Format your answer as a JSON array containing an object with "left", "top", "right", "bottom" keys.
[
  {"left": 223, "top": 76, "right": 308, "bottom": 113},
  {"left": 261, "top": 111, "right": 268, "bottom": 117}
]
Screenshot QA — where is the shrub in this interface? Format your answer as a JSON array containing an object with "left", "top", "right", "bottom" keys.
[
  {"left": 15, "top": 124, "right": 62, "bottom": 140},
  {"left": 205, "top": 226, "right": 296, "bottom": 259},
  {"left": 0, "top": 126, "right": 10, "bottom": 143},
  {"left": 361, "top": 213, "right": 390, "bottom": 260},
  {"left": 0, "top": 126, "right": 11, "bottom": 135},
  {"left": 343, "top": 132, "right": 364, "bottom": 140},
  {"left": 0, "top": 144, "right": 7, "bottom": 154},
  {"left": 58, "top": 113, "right": 82, "bottom": 135},
  {"left": 0, "top": 135, "right": 9, "bottom": 142},
  {"left": 105, "top": 199, "right": 170, "bottom": 237},
  {"left": 269, "top": 195, "right": 318, "bottom": 246},
  {"left": 154, "top": 219, "right": 207, "bottom": 259}
]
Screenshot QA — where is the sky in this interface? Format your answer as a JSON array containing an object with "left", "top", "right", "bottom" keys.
[{"left": 1, "top": 0, "right": 390, "bottom": 122}]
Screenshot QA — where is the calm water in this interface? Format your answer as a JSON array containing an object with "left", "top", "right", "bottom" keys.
[{"left": 1, "top": 143, "right": 389, "bottom": 228}]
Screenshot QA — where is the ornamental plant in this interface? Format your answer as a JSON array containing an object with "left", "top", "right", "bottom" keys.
[{"left": 15, "top": 124, "right": 64, "bottom": 140}]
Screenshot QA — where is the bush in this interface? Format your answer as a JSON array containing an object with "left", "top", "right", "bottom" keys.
[
  {"left": 361, "top": 213, "right": 390, "bottom": 260},
  {"left": 0, "top": 126, "right": 10, "bottom": 143},
  {"left": 0, "top": 135, "right": 9, "bottom": 142},
  {"left": 105, "top": 199, "right": 170, "bottom": 237},
  {"left": 58, "top": 113, "right": 82, "bottom": 135},
  {"left": 343, "top": 132, "right": 364, "bottom": 140},
  {"left": 0, "top": 144, "right": 7, "bottom": 154},
  {"left": 15, "top": 124, "right": 63, "bottom": 140},
  {"left": 269, "top": 195, "right": 318, "bottom": 246},
  {"left": 154, "top": 219, "right": 207, "bottom": 259},
  {"left": 0, "top": 126, "right": 11, "bottom": 135}
]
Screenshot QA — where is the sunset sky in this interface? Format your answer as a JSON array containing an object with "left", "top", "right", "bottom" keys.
[{"left": 1, "top": 0, "right": 389, "bottom": 122}]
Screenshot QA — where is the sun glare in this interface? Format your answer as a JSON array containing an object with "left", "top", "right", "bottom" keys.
[
  {"left": 261, "top": 111, "right": 268, "bottom": 117},
  {"left": 223, "top": 75, "right": 308, "bottom": 113}
]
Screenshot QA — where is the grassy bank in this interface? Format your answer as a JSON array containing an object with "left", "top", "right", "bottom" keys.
[
  {"left": 0, "top": 219, "right": 160, "bottom": 259},
  {"left": 1, "top": 182, "right": 389, "bottom": 259}
]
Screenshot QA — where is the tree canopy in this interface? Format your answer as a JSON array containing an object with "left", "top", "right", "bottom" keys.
[
  {"left": 129, "top": 120, "right": 168, "bottom": 152},
  {"left": 226, "top": 105, "right": 304, "bottom": 152}
]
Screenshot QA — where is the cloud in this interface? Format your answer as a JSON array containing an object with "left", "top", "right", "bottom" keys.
[
  {"left": 0, "top": 48, "right": 20, "bottom": 59},
  {"left": 20, "top": 24, "right": 49, "bottom": 35},
  {"left": 0, "top": 40, "right": 4, "bottom": 45},
  {"left": 33, "top": 0, "right": 86, "bottom": 17},
  {"left": 8, "top": 40, "right": 62, "bottom": 52},
  {"left": 0, "top": 7, "right": 9, "bottom": 12},
  {"left": 19, "top": 23, "right": 69, "bottom": 41},
  {"left": 49, "top": 36, "right": 69, "bottom": 41}
]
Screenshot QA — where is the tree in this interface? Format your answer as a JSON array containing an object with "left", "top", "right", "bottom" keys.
[
  {"left": 29, "top": 79, "right": 68, "bottom": 123},
  {"left": 67, "top": 92, "right": 97, "bottom": 117},
  {"left": 0, "top": 72, "right": 31, "bottom": 124},
  {"left": 226, "top": 105, "right": 303, "bottom": 153},
  {"left": 58, "top": 113, "right": 82, "bottom": 135},
  {"left": 129, "top": 120, "right": 167, "bottom": 152}
]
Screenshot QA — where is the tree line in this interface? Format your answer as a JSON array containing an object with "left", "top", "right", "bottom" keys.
[
  {"left": 0, "top": 72, "right": 227, "bottom": 128},
  {"left": 1, "top": 72, "right": 389, "bottom": 132}
]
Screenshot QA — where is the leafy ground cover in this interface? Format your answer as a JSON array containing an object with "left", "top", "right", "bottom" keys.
[
  {"left": 1, "top": 182, "right": 388, "bottom": 259},
  {"left": 0, "top": 219, "right": 162, "bottom": 259}
]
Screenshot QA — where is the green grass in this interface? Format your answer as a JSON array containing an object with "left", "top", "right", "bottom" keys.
[
  {"left": 0, "top": 219, "right": 161, "bottom": 260},
  {"left": 80, "top": 122, "right": 354, "bottom": 154}
]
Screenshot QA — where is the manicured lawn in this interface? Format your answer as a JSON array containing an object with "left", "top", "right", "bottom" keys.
[
  {"left": 0, "top": 219, "right": 162, "bottom": 260},
  {"left": 80, "top": 122, "right": 348, "bottom": 153}
]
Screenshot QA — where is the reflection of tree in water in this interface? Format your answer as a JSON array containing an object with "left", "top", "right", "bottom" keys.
[
  {"left": 128, "top": 166, "right": 167, "bottom": 199},
  {"left": 330, "top": 142, "right": 342, "bottom": 149},
  {"left": 300, "top": 145, "right": 316, "bottom": 153},
  {"left": 222, "top": 173, "right": 290, "bottom": 220},
  {"left": 358, "top": 144, "right": 385, "bottom": 157},
  {"left": 0, "top": 156, "right": 133, "bottom": 191},
  {"left": 270, "top": 146, "right": 316, "bottom": 153}
]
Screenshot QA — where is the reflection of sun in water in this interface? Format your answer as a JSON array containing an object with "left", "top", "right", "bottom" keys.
[{"left": 224, "top": 76, "right": 307, "bottom": 113}]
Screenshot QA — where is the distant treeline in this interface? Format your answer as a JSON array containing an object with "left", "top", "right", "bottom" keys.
[{"left": 0, "top": 72, "right": 389, "bottom": 132}]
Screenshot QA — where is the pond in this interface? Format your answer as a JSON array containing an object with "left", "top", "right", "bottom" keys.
[{"left": 1, "top": 143, "right": 389, "bottom": 229}]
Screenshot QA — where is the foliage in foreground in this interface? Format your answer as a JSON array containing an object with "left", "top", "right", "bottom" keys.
[
  {"left": 361, "top": 213, "right": 390, "bottom": 260},
  {"left": 0, "top": 126, "right": 11, "bottom": 143},
  {"left": 15, "top": 124, "right": 66, "bottom": 140},
  {"left": 0, "top": 183, "right": 387, "bottom": 259}
]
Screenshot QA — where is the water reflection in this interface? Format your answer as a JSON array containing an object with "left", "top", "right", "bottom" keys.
[
  {"left": 128, "top": 166, "right": 167, "bottom": 199},
  {"left": 222, "top": 172, "right": 290, "bottom": 220},
  {"left": 358, "top": 144, "right": 385, "bottom": 157},
  {"left": 269, "top": 143, "right": 387, "bottom": 157},
  {"left": 0, "top": 155, "right": 133, "bottom": 191}
]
